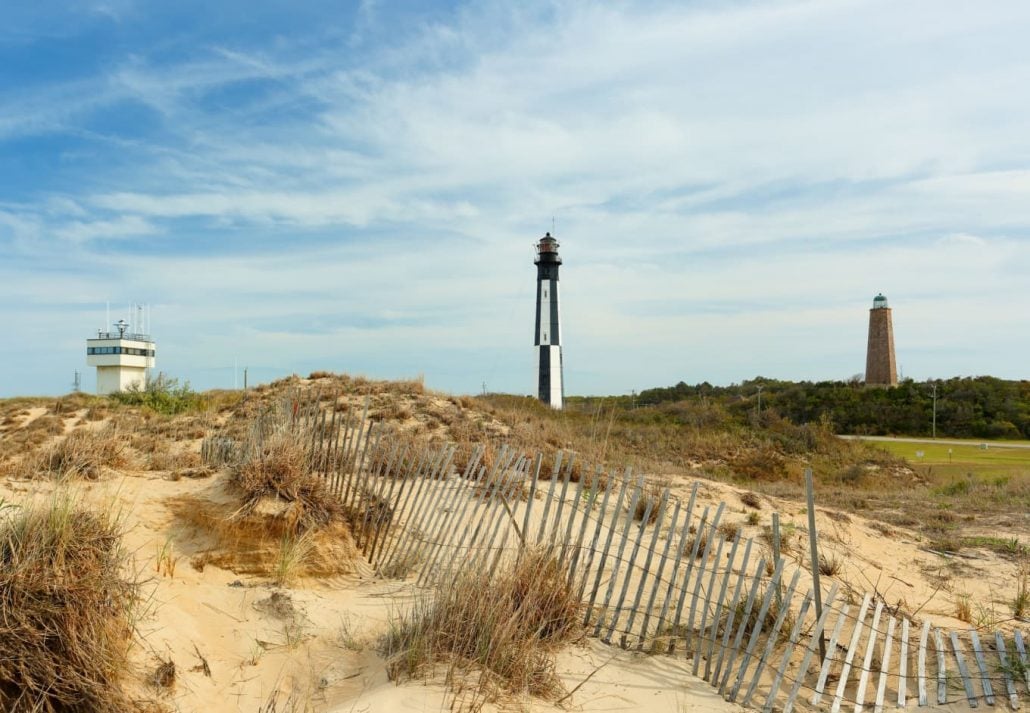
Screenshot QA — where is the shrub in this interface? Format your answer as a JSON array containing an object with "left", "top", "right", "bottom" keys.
[
  {"left": 109, "top": 373, "right": 202, "bottom": 415},
  {"left": 0, "top": 493, "right": 140, "bottom": 711},
  {"left": 740, "top": 491, "right": 762, "bottom": 509}
]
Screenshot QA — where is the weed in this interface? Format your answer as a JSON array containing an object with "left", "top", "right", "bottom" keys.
[
  {"left": 155, "top": 535, "right": 178, "bottom": 578},
  {"left": 818, "top": 553, "right": 844, "bottom": 577},
  {"left": 718, "top": 521, "right": 741, "bottom": 542},
  {"left": 955, "top": 593, "right": 972, "bottom": 623},
  {"left": 633, "top": 480, "right": 664, "bottom": 524},
  {"left": 274, "top": 531, "right": 314, "bottom": 587},
  {"left": 1013, "top": 565, "right": 1029, "bottom": 620}
]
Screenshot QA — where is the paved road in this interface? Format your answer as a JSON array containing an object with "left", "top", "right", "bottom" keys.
[{"left": 838, "top": 434, "right": 1030, "bottom": 450}]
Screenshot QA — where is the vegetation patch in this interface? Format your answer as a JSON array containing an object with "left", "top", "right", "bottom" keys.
[
  {"left": 380, "top": 548, "right": 582, "bottom": 709},
  {"left": 0, "top": 493, "right": 140, "bottom": 712},
  {"left": 109, "top": 373, "right": 203, "bottom": 415}
]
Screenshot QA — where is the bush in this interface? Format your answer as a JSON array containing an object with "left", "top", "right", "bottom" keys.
[
  {"left": 109, "top": 373, "right": 202, "bottom": 415},
  {"left": 0, "top": 493, "right": 140, "bottom": 711}
]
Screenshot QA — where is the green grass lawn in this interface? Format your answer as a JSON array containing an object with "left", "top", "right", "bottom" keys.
[{"left": 875, "top": 440, "right": 1030, "bottom": 467}]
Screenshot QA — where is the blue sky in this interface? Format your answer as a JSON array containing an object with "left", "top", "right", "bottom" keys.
[{"left": 2, "top": 0, "right": 1029, "bottom": 397}]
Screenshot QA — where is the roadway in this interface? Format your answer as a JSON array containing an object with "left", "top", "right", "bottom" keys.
[{"left": 838, "top": 435, "right": 1030, "bottom": 450}]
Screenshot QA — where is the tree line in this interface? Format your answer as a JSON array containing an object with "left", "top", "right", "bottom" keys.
[{"left": 634, "top": 376, "right": 1030, "bottom": 440}]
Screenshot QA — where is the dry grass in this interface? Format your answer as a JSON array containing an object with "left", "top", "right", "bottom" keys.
[
  {"left": 1013, "top": 565, "right": 1029, "bottom": 620},
  {"left": 380, "top": 548, "right": 582, "bottom": 710},
  {"left": 0, "top": 492, "right": 141, "bottom": 712},
  {"left": 230, "top": 432, "right": 345, "bottom": 531},
  {"left": 21, "top": 425, "right": 130, "bottom": 480},
  {"left": 818, "top": 552, "right": 844, "bottom": 577},
  {"left": 955, "top": 593, "right": 973, "bottom": 623},
  {"left": 740, "top": 491, "right": 762, "bottom": 509},
  {"left": 180, "top": 429, "right": 359, "bottom": 581},
  {"left": 632, "top": 479, "right": 665, "bottom": 524}
]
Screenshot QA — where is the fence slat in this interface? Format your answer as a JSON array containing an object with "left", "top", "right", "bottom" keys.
[
  {"left": 710, "top": 537, "right": 754, "bottom": 684},
  {"left": 558, "top": 463, "right": 587, "bottom": 566},
  {"left": 535, "top": 452, "right": 564, "bottom": 544},
  {"left": 969, "top": 630, "right": 995, "bottom": 706},
  {"left": 549, "top": 452, "right": 575, "bottom": 548},
  {"left": 898, "top": 618, "right": 910, "bottom": 708},
  {"left": 996, "top": 631, "right": 1020, "bottom": 710},
  {"left": 874, "top": 616, "right": 897, "bottom": 713},
  {"left": 1015, "top": 630, "right": 1030, "bottom": 692},
  {"left": 854, "top": 600, "right": 886, "bottom": 713},
  {"left": 670, "top": 502, "right": 725, "bottom": 654},
  {"left": 704, "top": 532, "right": 744, "bottom": 681},
  {"left": 594, "top": 477, "right": 646, "bottom": 637},
  {"left": 576, "top": 470, "right": 627, "bottom": 604},
  {"left": 935, "top": 627, "right": 948, "bottom": 705},
  {"left": 605, "top": 489, "right": 662, "bottom": 645},
  {"left": 787, "top": 598, "right": 848, "bottom": 713},
  {"left": 949, "top": 630, "right": 979, "bottom": 707},
  {"left": 583, "top": 471, "right": 633, "bottom": 621},
  {"left": 829, "top": 592, "right": 873, "bottom": 713},
  {"left": 729, "top": 566, "right": 799, "bottom": 703},
  {"left": 566, "top": 468, "right": 601, "bottom": 588},
  {"left": 739, "top": 569, "right": 804, "bottom": 705},
  {"left": 691, "top": 533, "right": 727, "bottom": 671},
  {"left": 772, "top": 584, "right": 839, "bottom": 713},
  {"left": 812, "top": 602, "right": 854, "bottom": 705},
  {"left": 649, "top": 482, "right": 699, "bottom": 652},
  {"left": 636, "top": 499, "right": 682, "bottom": 649},
  {"left": 917, "top": 619, "right": 930, "bottom": 706},
  {"left": 719, "top": 556, "right": 773, "bottom": 697},
  {"left": 621, "top": 489, "right": 671, "bottom": 648}
]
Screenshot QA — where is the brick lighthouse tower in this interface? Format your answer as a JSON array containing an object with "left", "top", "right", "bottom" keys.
[
  {"left": 534, "top": 232, "right": 564, "bottom": 409},
  {"left": 865, "top": 293, "right": 898, "bottom": 387}
]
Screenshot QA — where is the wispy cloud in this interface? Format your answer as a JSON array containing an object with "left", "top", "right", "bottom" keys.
[{"left": 1, "top": 0, "right": 1029, "bottom": 395}]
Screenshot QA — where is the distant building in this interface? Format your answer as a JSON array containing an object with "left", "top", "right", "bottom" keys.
[
  {"left": 534, "top": 232, "right": 564, "bottom": 409},
  {"left": 86, "top": 319, "right": 156, "bottom": 395},
  {"left": 865, "top": 293, "right": 897, "bottom": 387}
]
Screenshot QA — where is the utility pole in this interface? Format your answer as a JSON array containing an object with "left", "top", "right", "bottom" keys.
[
  {"left": 931, "top": 382, "right": 938, "bottom": 439},
  {"left": 756, "top": 385, "right": 764, "bottom": 417}
]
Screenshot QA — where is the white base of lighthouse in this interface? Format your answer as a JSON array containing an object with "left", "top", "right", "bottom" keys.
[{"left": 537, "top": 345, "right": 564, "bottom": 409}]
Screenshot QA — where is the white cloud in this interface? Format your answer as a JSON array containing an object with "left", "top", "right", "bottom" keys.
[{"left": 2, "top": 0, "right": 1030, "bottom": 395}]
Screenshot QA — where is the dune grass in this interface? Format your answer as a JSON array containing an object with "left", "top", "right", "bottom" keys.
[
  {"left": 380, "top": 548, "right": 582, "bottom": 710},
  {"left": 0, "top": 492, "right": 141, "bottom": 712}
]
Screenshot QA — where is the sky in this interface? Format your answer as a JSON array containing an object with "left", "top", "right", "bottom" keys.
[{"left": 1, "top": 0, "right": 1029, "bottom": 397}]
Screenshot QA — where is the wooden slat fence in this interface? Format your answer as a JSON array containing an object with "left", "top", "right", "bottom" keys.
[{"left": 202, "top": 391, "right": 1030, "bottom": 712}]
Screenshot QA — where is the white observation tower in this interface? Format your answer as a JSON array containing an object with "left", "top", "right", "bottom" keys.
[
  {"left": 534, "top": 232, "right": 564, "bottom": 409},
  {"left": 86, "top": 319, "right": 156, "bottom": 395}
]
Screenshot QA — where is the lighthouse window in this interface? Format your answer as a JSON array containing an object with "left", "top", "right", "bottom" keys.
[{"left": 543, "top": 288, "right": 548, "bottom": 298}]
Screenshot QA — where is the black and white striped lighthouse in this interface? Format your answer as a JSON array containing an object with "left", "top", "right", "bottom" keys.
[{"left": 534, "top": 232, "right": 564, "bottom": 409}]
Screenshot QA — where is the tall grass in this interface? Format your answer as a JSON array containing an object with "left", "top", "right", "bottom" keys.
[
  {"left": 0, "top": 492, "right": 140, "bottom": 711},
  {"left": 380, "top": 548, "right": 582, "bottom": 710}
]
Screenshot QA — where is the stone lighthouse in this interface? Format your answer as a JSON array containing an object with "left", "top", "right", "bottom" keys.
[
  {"left": 86, "top": 318, "right": 156, "bottom": 395},
  {"left": 534, "top": 232, "right": 564, "bottom": 409},
  {"left": 865, "top": 293, "right": 897, "bottom": 387}
]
